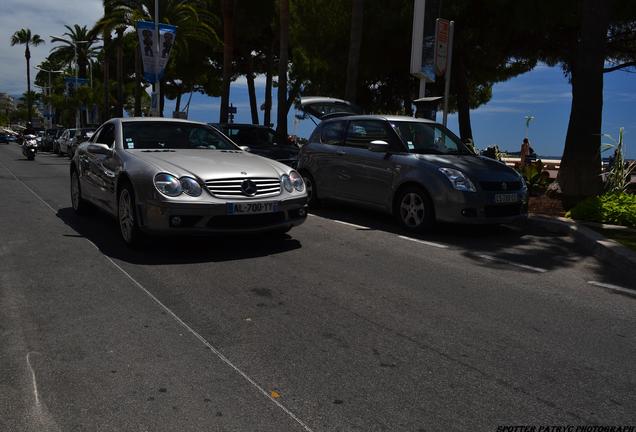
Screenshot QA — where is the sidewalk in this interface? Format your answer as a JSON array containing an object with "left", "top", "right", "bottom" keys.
[{"left": 529, "top": 214, "right": 636, "bottom": 278}]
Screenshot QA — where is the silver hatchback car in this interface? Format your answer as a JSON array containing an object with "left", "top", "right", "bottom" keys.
[
  {"left": 297, "top": 98, "right": 528, "bottom": 231},
  {"left": 70, "top": 118, "right": 307, "bottom": 245}
]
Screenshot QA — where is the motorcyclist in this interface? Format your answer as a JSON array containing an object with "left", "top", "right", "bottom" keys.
[{"left": 21, "top": 122, "right": 36, "bottom": 144}]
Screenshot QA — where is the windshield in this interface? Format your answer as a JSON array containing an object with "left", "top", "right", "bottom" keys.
[
  {"left": 122, "top": 122, "right": 239, "bottom": 150},
  {"left": 391, "top": 121, "right": 471, "bottom": 155}
]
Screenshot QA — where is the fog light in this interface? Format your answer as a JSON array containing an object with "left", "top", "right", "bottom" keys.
[
  {"left": 298, "top": 208, "right": 306, "bottom": 217},
  {"left": 170, "top": 216, "right": 182, "bottom": 227}
]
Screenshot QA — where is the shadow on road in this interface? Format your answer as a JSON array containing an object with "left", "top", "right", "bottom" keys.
[
  {"left": 56, "top": 207, "right": 302, "bottom": 265},
  {"left": 310, "top": 201, "right": 636, "bottom": 287}
]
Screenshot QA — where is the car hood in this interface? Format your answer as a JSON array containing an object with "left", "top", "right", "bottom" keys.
[
  {"left": 128, "top": 149, "right": 289, "bottom": 180},
  {"left": 415, "top": 154, "right": 521, "bottom": 181}
]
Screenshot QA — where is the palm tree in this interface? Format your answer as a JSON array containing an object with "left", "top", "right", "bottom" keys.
[
  {"left": 49, "top": 25, "right": 101, "bottom": 79},
  {"left": 10, "top": 28, "right": 45, "bottom": 123}
]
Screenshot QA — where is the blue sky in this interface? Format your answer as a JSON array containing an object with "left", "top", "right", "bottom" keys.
[{"left": 167, "top": 64, "right": 636, "bottom": 160}]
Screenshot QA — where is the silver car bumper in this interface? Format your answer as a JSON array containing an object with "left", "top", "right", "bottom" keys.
[
  {"left": 137, "top": 197, "right": 307, "bottom": 234},
  {"left": 434, "top": 190, "right": 528, "bottom": 224}
]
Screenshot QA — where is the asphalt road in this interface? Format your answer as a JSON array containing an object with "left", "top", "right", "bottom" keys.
[{"left": 1, "top": 143, "right": 634, "bottom": 432}]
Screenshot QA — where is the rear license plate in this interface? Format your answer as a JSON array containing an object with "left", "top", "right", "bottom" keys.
[
  {"left": 494, "top": 193, "right": 519, "bottom": 204},
  {"left": 227, "top": 202, "right": 279, "bottom": 215}
]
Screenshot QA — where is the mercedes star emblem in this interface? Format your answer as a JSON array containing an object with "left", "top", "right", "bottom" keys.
[{"left": 241, "top": 179, "right": 257, "bottom": 196}]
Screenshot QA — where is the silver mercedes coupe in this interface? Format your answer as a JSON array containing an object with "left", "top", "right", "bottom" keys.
[{"left": 70, "top": 118, "right": 307, "bottom": 246}]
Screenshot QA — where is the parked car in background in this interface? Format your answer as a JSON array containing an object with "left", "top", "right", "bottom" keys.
[
  {"left": 0, "top": 133, "right": 17, "bottom": 144},
  {"left": 297, "top": 97, "right": 528, "bottom": 232},
  {"left": 211, "top": 123, "right": 299, "bottom": 168},
  {"left": 68, "top": 127, "right": 96, "bottom": 157},
  {"left": 70, "top": 118, "right": 307, "bottom": 246},
  {"left": 56, "top": 128, "right": 76, "bottom": 155}
]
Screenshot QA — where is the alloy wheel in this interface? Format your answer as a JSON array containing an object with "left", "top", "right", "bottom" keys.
[
  {"left": 119, "top": 189, "right": 134, "bottom": 243},
  {"left": 400, "top": 192, "right": 426, "bottom": 228}
]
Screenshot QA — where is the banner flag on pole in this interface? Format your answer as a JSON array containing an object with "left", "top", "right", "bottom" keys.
[
  {"left": 64, "top": 77, "right": 89, "bottom": 96},
  {"left": 136, "top": 21, "right": 177, "bottom": 83}
]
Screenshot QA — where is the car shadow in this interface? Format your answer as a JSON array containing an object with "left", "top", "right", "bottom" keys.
[
  {"left": 56, "top": 207, "right": 302, "bottom": 265},
  {"left": 310, "top": 201, "right": 636, "bottom": 286}
]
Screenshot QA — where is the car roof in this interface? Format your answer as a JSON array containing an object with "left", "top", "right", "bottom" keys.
[{"left": 119, "top": 117, "right": 205, "bottom": 125}]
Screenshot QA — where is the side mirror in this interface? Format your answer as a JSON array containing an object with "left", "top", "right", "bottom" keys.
[
  {"left": 368, "top": 140, "right": 390, "bottom": 153},
  {"left": 87, "top": 143, "right": 112, "bottom": 155},
  {"left": 239, "top": 145, "right": 251, "bottom": 152}
]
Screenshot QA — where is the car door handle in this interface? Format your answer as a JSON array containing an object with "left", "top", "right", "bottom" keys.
[
  {"left": 103, "top": 169, "right": 116, "bottom": 178},
  {"left": 336, "top": 150, "right": 346, "bottom": 156}
]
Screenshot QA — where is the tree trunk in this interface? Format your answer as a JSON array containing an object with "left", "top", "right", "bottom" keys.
[
  {"left": 558, "top": 0, "right": 609, "bottom": 206},
  {"left": 175, "top": 91, "right": 182, "bottom": 113},
  {"left": 345, "top": 0, "right": 364, "bottom": 102},
  {"left": 220, "top": 0, "right": 234, "bottom": 124},
  {"left": 134, "top": 44, "right": 142, "bottom": 117},
  {"left": 160, "top": 80, "right": 165, "bottom": 117},
  {"left": 454, "top": 48, "right": 473, "bottom": 142},
  {"left": 25, "top": 44, "right": 32, "bottom": 124},
  {"left": 116, "top": 29, "right": 124, "bottom": 118},
  {"left": 276, "top": 0, "right": 289, "bottom": 142},
  {"left": 247, "top": 71, "right": 259, "bottom": 124},
  {"left": 103, "top": 34, "right": 111, "bottom": 122},
  {"left": 264, "top": 39, "right": 275, "bottom": 127}
]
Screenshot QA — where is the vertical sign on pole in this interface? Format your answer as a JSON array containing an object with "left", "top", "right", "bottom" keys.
[
  {"left": 136, "top": 20, "right": 177, "bottom": 116},
  {"left": 434, "top": 18, "right": 454, "bottom": 127}
]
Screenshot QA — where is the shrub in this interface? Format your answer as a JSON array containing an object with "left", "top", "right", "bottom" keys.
[
  {"left": 566, "top": 193, "right": 636, "bottom": 227},
  {"left": 517, "top": 160, "right": 552, "bottom": 196}
]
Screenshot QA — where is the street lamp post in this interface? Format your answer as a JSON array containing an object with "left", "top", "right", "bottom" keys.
[{"left": 35, "top": 65, "right": 64, "bottom": 129}]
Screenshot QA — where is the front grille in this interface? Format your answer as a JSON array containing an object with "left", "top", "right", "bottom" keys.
[
  {"left": 205, "top": 177, "right": 281, "bottom": 199},
  {"left": 480, "top": 181, "right": 522, "bottom": 191},
  {"left": 207, "top": 212, "right": 286, "bottom": 229},
  {"left": 484, "top": 203, "right": 525, "bottom": 218}
]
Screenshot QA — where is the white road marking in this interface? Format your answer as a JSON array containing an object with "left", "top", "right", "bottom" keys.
[
  {"left": 477, "top": 254, "right": 548, "bottom": 273},
  {"left": 588, "top": 281, "right": 635, "bottom": 295},
  {"left": 26, "top": 352, "right": 62, "bottom": 432},
  {"left": 333, "top": 219, "right": 371, "bottom": 230},
  {"left": 3, "top": 160, "right": 315, "bottom": 432},
  {"left": 398, "top": 235, "right": 449, "bottom": 249}
]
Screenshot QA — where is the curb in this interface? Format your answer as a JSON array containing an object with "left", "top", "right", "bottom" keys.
[{"left": 528, "top": 214, "right": 636, "bottom": 274}]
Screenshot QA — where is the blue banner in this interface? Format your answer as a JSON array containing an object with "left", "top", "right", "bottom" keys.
[{"left": 136, "top": 21, "right": 177, "bottom": 83}]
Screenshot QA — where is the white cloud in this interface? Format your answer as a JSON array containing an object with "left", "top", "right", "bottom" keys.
[
  {"left": 1, "top": 0, "right": 103, "bottom": 95},
  {"left": 472, "top": 106, "right": 524, "bottom": 114}
]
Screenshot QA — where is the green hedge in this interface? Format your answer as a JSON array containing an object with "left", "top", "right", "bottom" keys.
[{"left": 566, "top": 193, "right": 636, "bottom": 227}]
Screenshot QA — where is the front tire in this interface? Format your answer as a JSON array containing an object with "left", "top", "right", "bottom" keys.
[
  {"left": 118, "top": 183, "right": 143, "bottom": 247},
  {"left": 395, "top": 186, "right": 435, "bottom": 232},
  {"left": 300, "top": 171, "right": 320, "bottom": 208},
  {"left": 71, "top": 169, "right": 90, "bottom": 214}
]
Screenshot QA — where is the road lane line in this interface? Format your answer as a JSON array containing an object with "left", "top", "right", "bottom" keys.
[
  {"left": 3, "top": 159, "right": 315, "bottom": 432},
  {"left": 333, "top": 219, "right": 371, "bottom": 230},
  {"left": 477, "top": 254, "right": 548, "bottom": 273},
  {"left": 588, "top": 281, "right": 635, "bottom": 296},
  {"left": 398, "top": 235, "right": 449, "bottom": 249}
]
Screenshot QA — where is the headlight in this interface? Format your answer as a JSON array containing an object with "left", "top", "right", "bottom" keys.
[
  {"left": 281, "top": 174, "right": 293, "bottom": 192},
  {"left": 439, "top": 168, "right": 476, "bottom": 192},
  {"left": 289, "top": 170, "right": 305, "bottom": 192},
  {"left": 154, "top": 173, "right": 182, "bottom": 197},
  {"left": 180, "top": 176, "right": 202, "bottom": 197}
]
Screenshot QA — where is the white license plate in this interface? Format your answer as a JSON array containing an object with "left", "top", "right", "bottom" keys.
[
  {"left": 494, "top": 193, "right": 519, "bottom": 204},
  {"left": 227, "top": 202, "right": 279, "bottom": 215}
]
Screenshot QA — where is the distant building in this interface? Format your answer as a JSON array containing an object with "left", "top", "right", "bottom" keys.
[{"left": 0, "top": 92, "right": 16, "bottom": 114}]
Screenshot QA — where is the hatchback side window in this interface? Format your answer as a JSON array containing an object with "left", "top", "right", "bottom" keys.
[
  {"left": 345, "top": 120, "right": 392, "bottom": 148},
  {"left": 97, "top": 124, "right": 115, "bottom": 148},
  {"left": 320, "top": 121, "right": 346, "bottom": 145}
]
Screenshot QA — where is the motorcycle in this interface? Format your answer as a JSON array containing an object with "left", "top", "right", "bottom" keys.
[{"left": 22, "top": 134, "right": 38, "bottom": 160}]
